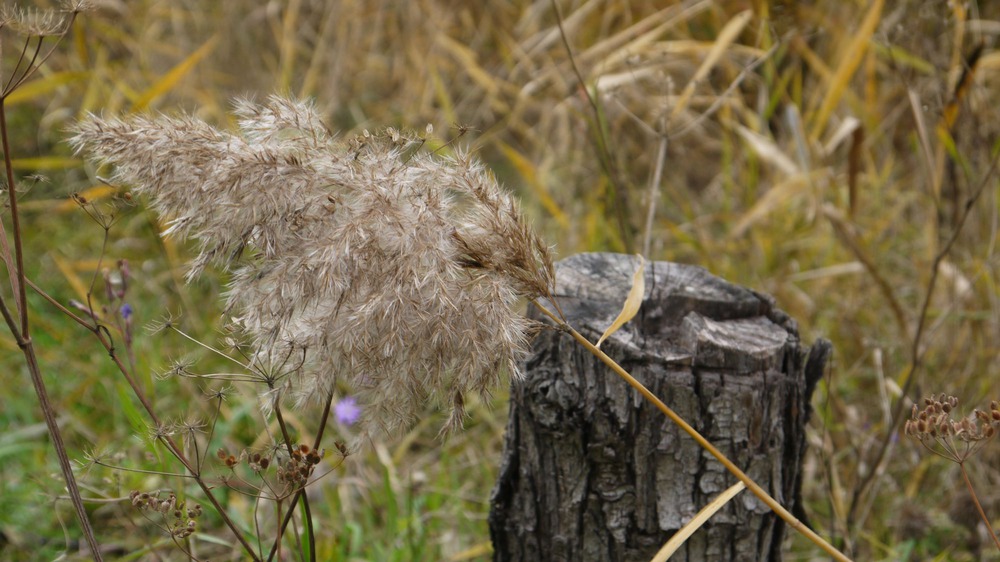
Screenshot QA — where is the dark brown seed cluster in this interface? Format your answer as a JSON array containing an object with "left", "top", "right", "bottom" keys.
[
  {"left": 217, "top": 443, "right": 334, "bottom": 492},
  {"left": 277, "top": 444, "right": 324, "bottom": 488},
  {"left": 129, "top": 490, "right": 203, "bottom": 539},
  {"left": 905, "top": 394, "right": 1000, "bottom": 462},
  {"left": 217, "top": 447, "right": 240, "bottom": 469},
  {"left": 247, "top": 451, "right": 271, "bottom": 473}
]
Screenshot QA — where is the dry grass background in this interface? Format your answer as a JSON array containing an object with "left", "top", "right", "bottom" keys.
[{"left": 2, "top": 0, "right": 1000, "bottom": 560}]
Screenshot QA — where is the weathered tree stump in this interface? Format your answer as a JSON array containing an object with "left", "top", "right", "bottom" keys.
[{"left": 489, "top": 253, "right": 829, "bottom": 562}]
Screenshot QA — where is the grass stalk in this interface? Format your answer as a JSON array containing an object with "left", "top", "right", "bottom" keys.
[
  {"left": 26, "top": 277, "right": 262, "bottom": 561},
  {"left": 550, "top": 0, "right": 633, "bottom": 252},
  {"left": 847, "top": 144, "right": 1000, "bottom": 529},
  {"left": 0, "top": 67, "right": 103, "bottom": 560}
]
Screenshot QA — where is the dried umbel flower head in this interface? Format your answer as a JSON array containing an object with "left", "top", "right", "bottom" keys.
[
  {"left": 904, "top": 394, "right": 1000, "bottom": 463},
  {"left": 129, "top": 490, "right": 203, "bottom": 539},
  {"left": 0, "top": 1, "right": 92, "bottom": 38},
  {"left": 70, "top": 96, "right": 554, "bottom": 437}
]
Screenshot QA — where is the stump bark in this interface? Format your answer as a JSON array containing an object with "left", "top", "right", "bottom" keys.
[{"left": 489, "top": 253, "right": 829, "bottom": 562}]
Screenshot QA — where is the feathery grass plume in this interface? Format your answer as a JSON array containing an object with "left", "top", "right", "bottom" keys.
[{"left": 70, "top": 96, "right": 554, "bottom": 437}]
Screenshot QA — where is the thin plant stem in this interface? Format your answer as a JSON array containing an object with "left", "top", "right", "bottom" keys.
[
  {"left": 550, "top": 0, "right": 632, "bottom": 252},
  {"left": 0, "top": 8, "right": 251, "bottom": 559},
  {"left": 959, "top": 462, "right": 1000, "bottom": 552},
  {"left": 1, "top": 100, "right": 29, "bottom": 336},
  {"left": 2, "top": 36, "right": 35, "bottom": 94},
  {"left": 0, "top": 292, "right": 103, "bottom": 560},
  {"left": 266, "top": 389, "right": 334, "bottom": 562},
  {"left": 0, "top": 93, "right": 103, "bottom": 561},
  {"left": 26, "top": 277, "right": 261, "bottom": 561},
  {"left": 26, "top": 277, "right": 93, "bottom": 328},
  {"left": 641, "top": 128, "right": 667, "bottom": 258},
  {"left": 4, "top": 37, "right": 41, "bottom": 95},
  {"left": 531, "top": 299, "right": 852, "bottom": 562},
  {"left": 85, "top": 229, "right": 109, "bottom": 332},
  {"left": 0, "top": 5, "right": 81, "bottom": 326},
  {"left": 104, "top": 331, "right": 262, "bottom": 561},
  {"left": 2, "top": 12, "right": 80, "bottom": 97},
  {"left": 273, "top": 402, "right": 316, "bottom": 562},
  {"left": 274, "top": 499, "right": 283, "bottom": 562},
  {"left": 847, "top": 144, "right": 1000, "bottom": 528}
]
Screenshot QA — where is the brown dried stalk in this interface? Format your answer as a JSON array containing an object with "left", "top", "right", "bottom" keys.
[
  {"left": 0, "top": 3, "right": 102, "bottom": 559},
  {"left": 905, "top": 395, "right": 1000, "bottom": 552}
]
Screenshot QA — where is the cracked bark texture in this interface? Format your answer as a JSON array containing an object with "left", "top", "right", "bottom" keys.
[{"left": 489, "top": 253, "right": 829, "bottom": 562}]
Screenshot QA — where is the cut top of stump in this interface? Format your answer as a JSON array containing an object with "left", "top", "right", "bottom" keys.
[{"left": 539, "top": 253, "right": 799, "bottom": 372}]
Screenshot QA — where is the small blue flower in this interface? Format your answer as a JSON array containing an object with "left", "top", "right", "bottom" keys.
[
  {"left": 120, "top": 303, "right": 134, "bottom": 320},
  {"left": 334, "top": 397, "right": 361, "bottom": 426}
]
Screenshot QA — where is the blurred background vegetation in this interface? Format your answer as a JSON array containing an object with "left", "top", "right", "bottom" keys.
[{"left": 2, "top": 0, "right": 1000, "bottom": 560}]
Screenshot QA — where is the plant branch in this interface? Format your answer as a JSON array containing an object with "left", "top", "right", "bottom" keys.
[
  {"left": 28, "top": 277, "right": 261, "bottom": 560},
  {"left": 3, "top": 11, "right": 79, "bottom": 96},
  {"left": 847, "top": 143, "right": 1000, "bottom": 528},
  {"left": 266, "top": 389, "right": 334, "bottom": 562},
  {"left": 102, "top": 328, "right": 261, "bottom": 560},
  {"left": 960, "top": 462, "right": 1000, "bottom": 552},
  {"left": 550, "top": 0, "right": 632, "bottom": 252},
  {"left": 1, "top": 100, "right": 28, "bottom": 335},
  {"left": 273, "top": 401, "right": 316, "bottom": 562},
  {"left": 0, "top": 57, "right": 103, "bottom": 557},
  {"left": 0, "top": 290, "right": 103, "bottom": 559},
  {"left": 26, "top": 277, "right": 94, "bottom": 328}
]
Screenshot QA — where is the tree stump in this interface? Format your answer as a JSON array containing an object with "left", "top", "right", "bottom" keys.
[{"left": 489, "top": 253, "right": 829, "bottom": 562}]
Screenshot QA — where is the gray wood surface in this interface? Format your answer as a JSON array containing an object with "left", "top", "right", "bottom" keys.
[{"left": 489, "top": 253, "right": 829, "bottom": 562}]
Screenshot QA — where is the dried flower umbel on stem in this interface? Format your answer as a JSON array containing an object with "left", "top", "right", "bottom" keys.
[
  {"left": 904, "top": 394, "right": 1000, "bottom": 463},
  {"left": 904, "top": 394, "right": 1000, "bottom": 552},
  {"left": 70, "top": 96, "right": 554, "bottom": 437}
]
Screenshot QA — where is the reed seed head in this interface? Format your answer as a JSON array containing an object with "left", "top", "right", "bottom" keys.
[{"left": 69, "top": 95, "right": 554, "bottom": 438}]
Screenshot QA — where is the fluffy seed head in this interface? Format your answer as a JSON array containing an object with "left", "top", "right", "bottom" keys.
[{"left": 69, "top": 96, "right": 554, "bottom": 437}]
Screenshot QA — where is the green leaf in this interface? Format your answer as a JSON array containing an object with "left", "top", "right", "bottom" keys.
[{"left": 116, "top": 383, "right": 147, "bottom": 439}]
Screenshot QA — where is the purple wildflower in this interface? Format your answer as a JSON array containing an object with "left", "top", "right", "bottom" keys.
[
  {"left": 334, "top": 397, "right": 361, "bottom": 426},
  {"left": 120, "top": 303, "right": 133, "bottom": 319}
]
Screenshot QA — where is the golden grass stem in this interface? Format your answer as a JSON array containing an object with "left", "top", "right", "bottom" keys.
[
  {"left": 532, "top": 299, "right": 852, "bottom": 561},
  {"left": 652, "top": 481, "right": 746, "bottom": 562}
]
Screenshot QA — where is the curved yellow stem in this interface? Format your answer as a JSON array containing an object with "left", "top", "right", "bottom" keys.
[{"left": 532, "top": 299, "right": 851, "bottom": 562}]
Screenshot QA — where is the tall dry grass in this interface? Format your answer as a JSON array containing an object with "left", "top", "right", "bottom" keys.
[{"left": 2, "top": 0, "right": 1000, "bottom": 559}]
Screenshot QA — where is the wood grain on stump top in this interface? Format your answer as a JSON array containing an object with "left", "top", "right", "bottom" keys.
[{"left": 490, "top": 253, "right": 828, "bottom": 562}]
